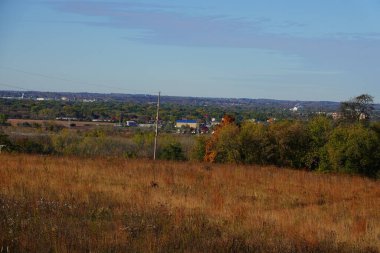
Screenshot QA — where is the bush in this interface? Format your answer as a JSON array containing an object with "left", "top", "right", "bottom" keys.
[
  {"left": 213, "top": 124, "right": 241, "bottom": 163},
  {"left": 17, "top": 122, "right": 32, "bottom": 127},
  {"left": 0, "top": 131, "right": 13, "bottom": 152},
  {"left": 52, "top": 129, "right": 135, "bottom": 157},
  {"left": 238, "top": 122, "right": 277, "bottom": 165},
  {"left": 305, "top": 116, "right": 333, "bottom": 170},
  {"left": 191, "top": 135, "right": 208, "bottom": 161},
  {"left": 323, "top": 124, "right": 380, "bottom": 177},
  {"left": 51, "top": 129, "right": 81, "bottom": 155},
  {"left": 14, "top": 138, "right": 46, "bottom": 154},
  {"left": 44, "top": 122, "right": 65, "bottom": 132},
  {"left": 159, "top": 142, "right": 186, "bottom": 161},
  {"left": 268, "top": 121, "right": 310, "bottom": 168},
  {"left": 132, "top": 131, "right": 154, "bottom": 158},
  {"left": 0, "top": 114, "right": 10, "bottom": 126}
]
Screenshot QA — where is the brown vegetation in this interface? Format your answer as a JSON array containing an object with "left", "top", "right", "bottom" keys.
[
  {"left": 0, "top": 154, "right": 379, "bottom": 252},
  {"left": 204, "top": 114, "right": 236, "bottom": 162},
  {"left": 7, "top": 119, "right": 115, "bottom": 128}
]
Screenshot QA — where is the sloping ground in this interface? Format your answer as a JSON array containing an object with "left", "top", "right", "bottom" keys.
[{"left": 0, "top": 154, "right": 379, "bottom": 252}]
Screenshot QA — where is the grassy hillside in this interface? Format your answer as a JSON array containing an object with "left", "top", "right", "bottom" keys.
[{"left": 0, "top": 154, "right": 379, "bottom": 252}]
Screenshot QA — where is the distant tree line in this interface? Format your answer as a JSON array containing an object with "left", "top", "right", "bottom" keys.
[{"left": 0, "top": 97, "right": 340, "bottom": 124}]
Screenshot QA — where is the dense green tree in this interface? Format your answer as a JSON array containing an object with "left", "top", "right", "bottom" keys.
[
  {"left": 305, "top": 116, "right": 333, "bottom": 170},
  {"left": 213, "top": 123, "right": 241, "bottom": 163},
  {"left": 370, "top": 122, "right": 380, "bottom": 137},
  {"left": 38, "top": 108, "right": 56, "bottom": 119},
  {"left": 324, "top": 124, "right": 380, "bottom": 177},
  {"left": 238, "top": 122, "right": 276, "bottom": 165},
  {"left": 269, "top": 121, "right": 310, "bottom": 168}
]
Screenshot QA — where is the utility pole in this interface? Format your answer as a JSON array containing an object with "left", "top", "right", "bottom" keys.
[
  {"left": 153, "top": 91, "right": 160, "bottom": 161},
  {"left": 151, "top": 91, "right": 160, "bottom": 187},
  {"left": 119, "top": 112, "right": 123, "bottom": 126}
]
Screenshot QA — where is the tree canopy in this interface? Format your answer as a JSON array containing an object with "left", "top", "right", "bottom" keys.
[{"left": 340, "top": 94, "right": 374, "bottom": 122}]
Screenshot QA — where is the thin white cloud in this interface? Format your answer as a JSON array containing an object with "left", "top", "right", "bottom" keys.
[{"left": 45, "top": 1, "right": 380, "bottom": 95}]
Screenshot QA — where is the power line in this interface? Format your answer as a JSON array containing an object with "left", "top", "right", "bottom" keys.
[
  {"left": 0, "top": 65, "right": 158, "bottom": 95},
  {"left": 0, "top": 82, "right": 29, "bottom": 91}
]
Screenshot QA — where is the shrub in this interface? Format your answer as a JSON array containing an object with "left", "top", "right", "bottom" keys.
[
  {"left": 191, "top": 135, "right": 208, "bottom": 161},
  {"left": 14, "top": 138, "right": 46, "bottom": 154},
  {"left": 17, "top": 122, "right": 32, "bottom": 127},
  {"left": 132, "top": 131, "right": 154, "bottom": 158},
  {"left": 159, "top": 142, "right": 186, "bottom": 161},
  {"left": 51, "top": 129, "right": 81, "bottom": 155},
  {"left": 0, "top": 131, "right": 13, "bottom": 152},
  {"left": 43, "top": 122, "right": 65, "bottom": 132},
  {"left": 269, "top": 121, "right": 310, "bottom": 168},
  {"left": 213, "top": 123, "right": 241, "bottom": 163},
  {"left": 0, "top": 114, "right": 10, "bottom": 126},
  {"left": 305, "top": 116, "right": 333, "bottom": 170},
  {"left": 324, "top": 124, "right": 380, "bottom": 177},
  {"left": 238, "top": 122, "right": 277, "bottom": 165}
]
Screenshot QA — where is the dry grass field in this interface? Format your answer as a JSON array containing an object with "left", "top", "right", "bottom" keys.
[{"left": 0, "top": 154, "right": 379, "bottom": 252}]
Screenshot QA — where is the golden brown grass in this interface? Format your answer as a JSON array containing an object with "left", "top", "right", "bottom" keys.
[{"left": 0, "top": 154, "right": 379, "bottom": 252}]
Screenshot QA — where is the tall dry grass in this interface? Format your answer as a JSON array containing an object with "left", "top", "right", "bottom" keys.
[{"left": 0, "top": 154, "right": 379, "bottom": 252}]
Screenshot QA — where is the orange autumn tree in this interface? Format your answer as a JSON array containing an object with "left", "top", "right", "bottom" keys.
[{"left": 204, "top": 115, "right": 238, "bottom": 162}]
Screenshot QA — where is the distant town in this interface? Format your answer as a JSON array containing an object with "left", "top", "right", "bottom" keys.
[{"left": 1, "top": 90, "right": 380, "bottom": 132}]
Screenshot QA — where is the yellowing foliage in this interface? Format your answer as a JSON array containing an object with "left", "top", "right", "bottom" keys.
[{"left": 204, "top": 114, "right": 236, "bottom": 162}]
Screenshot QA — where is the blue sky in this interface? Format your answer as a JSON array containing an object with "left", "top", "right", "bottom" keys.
[{"left": 0, "top": 0, "right": 380, "bottom": 101}]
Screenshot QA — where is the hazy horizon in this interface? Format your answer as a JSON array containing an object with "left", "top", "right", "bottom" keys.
[
  {"left": 0, "top": 88, "right": 363, "bottom": 104},
  {"left": 1, "top": 1, "right": 380, "bottom": 102}
]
